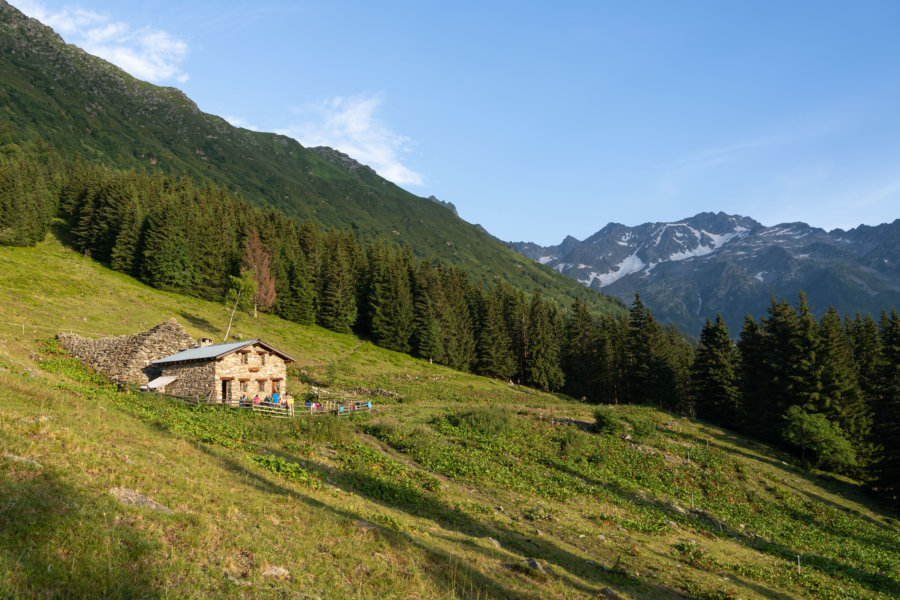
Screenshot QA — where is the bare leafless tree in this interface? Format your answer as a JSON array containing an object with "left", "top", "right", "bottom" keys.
[{"left": 241, "top": 230, "right": 276, "bottom": 317}]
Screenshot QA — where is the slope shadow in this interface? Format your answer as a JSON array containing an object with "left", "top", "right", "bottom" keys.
[
  {"left": 177, "top": 311, "right": 219, "bottom": 334},
  {"left": 190, "top": 442, "right": 540, "bottom": 600},
  {"left": 0, "top": 469, "right": 163, "bottom": 599},
  {"left": 291, "top": 452, "right": 689, "bottom": 599},
  {"left": 698, "top": 427, "right": 897, "bottom": 530},
  {"left": 522, "top": 437, "right": 900, "bottom": 597}
]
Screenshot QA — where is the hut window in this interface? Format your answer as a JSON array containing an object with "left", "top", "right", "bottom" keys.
[
  {"left": 258, "top": 380, "right": 266, "bottom": 392},
  {"left": 240, "top": 353, "right": 248, "bottom": 365},
  {"left": 240, "top": 381, "right": 248, "bottom": 393},
  {"left": 261, "top": 353, "right": 267, "bottom": 366}
]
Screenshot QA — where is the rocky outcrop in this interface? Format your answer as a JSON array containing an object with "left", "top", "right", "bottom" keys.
[
  {"left": 57, "top": 319, "right": 195, "bottom": 384},
  {"left": 309, "top": 146, "right": 375, "bottom": 174}
]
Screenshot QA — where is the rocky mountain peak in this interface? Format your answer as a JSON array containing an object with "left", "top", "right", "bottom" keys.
[{"left": 507, "top": 212, "right": 899, "bottom": 333}]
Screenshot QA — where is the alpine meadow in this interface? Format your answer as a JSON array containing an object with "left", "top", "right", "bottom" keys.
[{"left": 1, "top": 2, "right": 899, "bottom": 599}]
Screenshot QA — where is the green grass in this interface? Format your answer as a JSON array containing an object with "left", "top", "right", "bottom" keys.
[{"left": 1, "top": 238, "right": 899, "bottom": 599}]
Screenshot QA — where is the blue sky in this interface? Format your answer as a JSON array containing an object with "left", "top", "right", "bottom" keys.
[{"left": 11, "top": 0, "right": 900, "bottom": 245}]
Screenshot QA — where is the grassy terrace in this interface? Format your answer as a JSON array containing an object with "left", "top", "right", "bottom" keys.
[{"left": 1, "top": 236, "right": 899, "bottom": 599}]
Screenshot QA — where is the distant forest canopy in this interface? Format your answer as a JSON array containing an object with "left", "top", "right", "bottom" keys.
[{"left": 1, "top": 126, "right": 898, "bottom": 511}]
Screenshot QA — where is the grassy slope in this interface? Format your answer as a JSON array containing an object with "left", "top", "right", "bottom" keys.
[
  {"left": 1, "top": 236, "right": 898, "bottom": 600},
  {"left": 0, "top": 2, "right": 623, "bottom": 318}
]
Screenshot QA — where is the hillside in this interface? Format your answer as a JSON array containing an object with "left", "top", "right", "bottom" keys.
[
  {"left": 1, "top": 234, "right": 899, "bottom": 599},
  {"left": 508, "top": 212, "right": 900, "bottom": 333},
  {"left": 0, "top": 0, "right": 621, "bottom": 317}
]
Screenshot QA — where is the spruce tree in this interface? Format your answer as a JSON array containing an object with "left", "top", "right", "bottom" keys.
[
  {"left": 873, "top": 309, "right": 900, "bottom": 510},
  {"left": 692, "top": 314, "right": 740, "bottom": 428},
  {"left": 792, "top": 292, "right": 823, "bottom": 411},
  {"left": 316, "top": 230, "right": 357, "bottom": 333},
  {"left": 818, "top": 306, "right": 871, "bottom": 471},
  {"left": 411, "top": 259, "right": 444, "bottom": 363},
  {"left": 525, "top": 291, "right": 564, "bottom": 391},
  {"left": 624, "top": 293, "right": 670, "bottom": 407},
  {"left": 756, "top": 296, "right": 802, "bottom": 442},
  {"left": 563, "top": 298, "right": 599, "bottom": 401},
  {"left": 475, "top": 285, "right": 516, "bottom": 380},
  {"left": 370, "top": 248, "right": 414, "bottom": 353}
]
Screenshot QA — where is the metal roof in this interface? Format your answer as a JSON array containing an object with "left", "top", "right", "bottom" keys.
[
  {"left": 143, "top": 375, "right": 178, "bottom": 389},
  {"left": 153, "top": 339, "right": 258, "bottom": 364},
  {"left": 152, "top": 338, "right": 296, "bottom": 365}
]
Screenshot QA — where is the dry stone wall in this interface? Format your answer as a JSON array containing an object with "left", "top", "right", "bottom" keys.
[{"left": 57, "top": 318, "right": 196, "bottom": 384}]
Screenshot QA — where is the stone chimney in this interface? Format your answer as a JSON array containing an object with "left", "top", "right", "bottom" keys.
[{"left": 198, "top": 338, "right": 213, "bottom": 348}]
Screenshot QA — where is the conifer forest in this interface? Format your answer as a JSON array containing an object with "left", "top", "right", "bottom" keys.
[{"left": 1, "top": 128, "right": 898, "bottom": 512}]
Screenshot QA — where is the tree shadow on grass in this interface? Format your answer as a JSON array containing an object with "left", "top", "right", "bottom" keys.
[
  {"left": 276, "top": 451, "right": 689, "bottom": 599},
  {"left": 539, "top": 446, "right": 900, "bottom": 598},
  {"left": 0, "top": 468, "right": 163, "bottom": 599},
  {"left": 693, "top": 427, "right": 899, "bottom": 531},
  {"left": 189, "top": 442, "right": 539, "bottom": 600},
  {"left": 177, "top": 311, "right": 219, "bottom": 334}
]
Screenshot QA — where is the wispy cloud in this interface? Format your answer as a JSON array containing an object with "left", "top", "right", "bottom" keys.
[
  {"left": 671, "top": 137, "right": 783, "bottom": 171},
  {"left": 277, "top": 95, "right": 424, "bottom": 186},
  {"left": 10, "top": 0, "right": 189, "bottom": 84}
]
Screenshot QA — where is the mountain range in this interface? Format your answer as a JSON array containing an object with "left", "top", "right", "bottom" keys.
[
  {"left": 0, "top": 0, "right": 621, "bottom": 317},
  {"left": 3, "top": 0, "right": 897, "bottom": 336},
  {"left": 508, "top": 212, "right": 900, "bottom": 334}
]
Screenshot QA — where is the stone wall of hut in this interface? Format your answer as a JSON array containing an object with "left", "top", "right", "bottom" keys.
[
  {"left": 156, "top": 343, "right": 288, "bottom": 401},
  {"left": 57, "top": 318, "right": 196, "bottom": 384},
  {"left": 214, "top": 343, "right": 288, "bottom": 400},
  {"left": 159, "top": 362, "right": 218, "bottom": 399}
]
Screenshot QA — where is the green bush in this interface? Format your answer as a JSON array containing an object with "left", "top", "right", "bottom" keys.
[
  {"left": 446, "top": 407, "right": 514, "bottom": 436},
  {"left": 592, "top": 405, "right": 621, "bottom": 434},
  {"left": 623, "top": 414, "right": 657, "bottom": 442},
  {"left": 782, "top": 405, "right": 857, "bottom": 470}
]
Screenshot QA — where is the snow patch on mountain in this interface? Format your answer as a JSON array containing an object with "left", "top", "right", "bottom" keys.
[{"left": 582, "top": 253, "right": 646, "bottom": 287}]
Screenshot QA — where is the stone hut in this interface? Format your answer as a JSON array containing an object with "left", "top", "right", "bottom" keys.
[
  {"left": 57, "top": 319, "right": 196, "bottom": 384},
  {"left": 148, "top": 339, "right": 295, "bottom": 402}
]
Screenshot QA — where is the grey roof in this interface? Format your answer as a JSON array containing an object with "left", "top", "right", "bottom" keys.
[
  {"left": 143, "top": 375, "right": 178, "bottom": 389},
  {"left": 152, "top": 339, "right": 296, "bottom": 365}
]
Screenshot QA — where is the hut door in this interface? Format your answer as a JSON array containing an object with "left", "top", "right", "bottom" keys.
[{"left": 221, "top": 380, "right": 230, "bottom": 402}]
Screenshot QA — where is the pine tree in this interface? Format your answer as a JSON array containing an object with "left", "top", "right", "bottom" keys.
[
  {"left": 439, "top": 267, "right": 476, "bottom": 371},
  {"left": 692, "top": 314, "right": 740, "bottom": 428},
  {"left": 498, "top": 281, "right": 529, "bottom": 384},
  {"left": 818, "top": 306, "right": 871, "bottom": 471},
  {"left": 624, "top": 293, "right": 671, "bottom": 407},
  {"left": 596, "top": 314, "right": 627, "bottom": 404},
  {"left": 140, "top": 196, "right": 196, "bottom": 293},
  {"left": 316, "top": 230, "right": 357, "bottom": 333},
  {"left": 737, "top": 314, "right": 767, "bottom": 436},
  {"left": 873, "top": 309, "right": 900, "bottom": 510},
  {"left": 525, "top": 291, "right": 564, "bottom": 391},
  {"left": 847, "top": 313, "right": 883, "bottom": 414},
  {"left": 563, "top": 298, "right": 599, "bottom": 401},
  {"left": 109, "top": 197, "right": 143, "bottom": 274},
  {"left": 369, "top": 247, "right": 414, "bottom": 353},
  {"left": 475, "top": 285, "right": 517, "bottom": 379},
  {"left": 411, "top": 259, "right": 444, "bottom": 364},
  {"left": 792, "top": 292, "right": 823, "bottom": 411},
  {"left": 283, "top": 252, "right": 316, "bottom": 325},
  {"left": 755, "top": 296, "right": 802, "bottom": 442}
]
